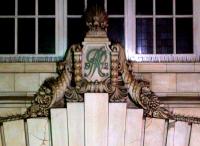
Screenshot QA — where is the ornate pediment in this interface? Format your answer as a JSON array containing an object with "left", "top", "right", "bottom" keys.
[{"left": 0, "top": 7, "right": 200, "bottom": 125}]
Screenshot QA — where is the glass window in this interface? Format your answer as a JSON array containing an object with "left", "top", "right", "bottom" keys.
[
  {"left": 176, "top": 18, "right": 193, "bottom": 53},
  {"left": 156, "top": 18, "right": 173, "bottom": 54},
  {"left": 67, "top": 0, "right": 84, "bottom": 15},
  {"left": 156, "top": 0, "right": 173, "bottom": 15},
  {"left": 107, "top": 0, "right": 124, "bottom": 15},
  {"left": 0, "top": 19, "right": 15, "bottom": 54},
  {"left": 0, "top": 0, "right": 15, "bottom": 15},
  {"left": 0, "top": 0, "right": 56, "bottom": 57},
  {"left": 135, "top": 0, "right": 193, "bottom": 54},
  {"left": 38, "top": 0, "right": 55, "bottom": 15},
  {"left": 136, "top": 0, "right": 153, "bottom": 15},
  {"left": 108, "top": 18, "right": 124, "bottom": 47},
  {"left": 176, "top": 0, "right": 193, "bottom": 15},
  {"left": 136, "top": 18, "right": 153, "bottom": 54},
  {"left": 18, "top": 19, "right": 35, "bottom": 54},
  {"left": 38, "top": 18, "right": 55, "bottom": 54},
  {"left": 18, "top": 0, "right": 35, "bottom": 15}
]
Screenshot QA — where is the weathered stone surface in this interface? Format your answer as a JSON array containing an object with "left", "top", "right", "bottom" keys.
[
  {"left": 25, "top": 63, "right": 56, "bottom": 73},
  {"left": 67, "top": 103, "right": 84, "bottom": 146},
  {"left": 85, "top": 93, "right": 108, "bottom": 146},
  {"left": 152, "top": 73, "right": 176, "bottom": 92},
  {"left": 144, "top": 118, "right": 165, "bottom": 146},
  {"left": 177, "top": 73, "right": 200, "bottom": 92},
  {"left": 0, "top": 73, "right": 14, "bottom": 92},
  {"left": 15, "top": 73, "right": 39, "bottom": 91},
  {"left": 108, "top": 103, "right": 127, "bottom": 146},
  {"left": 27, "top": 118, "right": 50, "bottom": 146},
  {"left": 51, "top": 108, "right": 68, "bottom": 146},
  {"left": 0, "top": 63, "right": 24, "bottom": 73},
  {"left": 3, "top": 120, "right": 26, "bottom": 146},
  {"left": 189, "top": 124, "right": 200, "bottom": 146},
  {"left": 125, "top": 109, "right": 144, "bottom": 146}
]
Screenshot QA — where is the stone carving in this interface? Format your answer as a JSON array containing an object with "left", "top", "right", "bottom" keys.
[{"left": 0, "top": 6, "right": 200, "bottom": 125}]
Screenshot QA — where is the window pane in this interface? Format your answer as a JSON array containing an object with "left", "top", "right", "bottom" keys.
[
  {"left": 136, "top": 18, "right": 153, "bottom": 54},
  {"left": 67, "top": 0, "right": 84, "bottom": 15},
  {"left": 18, "top": 19, "right": 35, "bottom": 54},
  {"left": 176, "top": 0, "right": 192, "bottom": 15},
  {"left": 107, "top": 0, "right": 124, "bottom": 15},
  {"left": 108, "top": 18, "right": 124, "bottom": 47},
  {"left": 18, "top": 0, "right": 35, "bottom": 15},
  {"left": 87, "top": 0, "right": 104, "bottom": 9},
  {"left": 67, "top": 18, "right": 86, "bottom": 47},
  {"left": 156, "top": 0, "right": 172, "bottom": 15},
  {"left": 136, "top": 0, "right": 153, "bottom": 15},
  {"left": 38, "top": 18, "right": 55, "bottom": 54},
  {"left": 176, "top": 18, "right": 193, "bottom": 54},
  {"left": 0, "top": 19, "right": 14, "bottom": 54},
  {"left": 156, "top": 18, "right": 173, "bottom": 54},
  {"left": 0, "top": 0, "right": 15, "bottom": 15},
  {"left": 38, "top": 0, "right": 55, "bottom": 15}
]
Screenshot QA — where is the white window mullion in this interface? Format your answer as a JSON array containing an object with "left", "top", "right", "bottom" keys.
[
  {"left": 15, "top": 0, "right": 18, "bottom": 54},
  {"left": 63, "top": 0, "right": 67, "bottom": 54},
  {"left": 125, "top": 0, "right": 135, "bottom": 59},
  {"left": 35, "top": 0, "right": 38, "bottom": 54},
  {"left": 84, "top": 0, "right": 87, "bottom": 9},
  {"left": 173, "top": 0, "right": 176, "bottom": 54},
  {"left": 193, "top": 0, "right": 200, "bottom": 57},
  {"left": 105, "top": 0, "right": 107, "bottom": 12},
  {"left": 153, "top": 0, "right": 156, "bottom": 54}
]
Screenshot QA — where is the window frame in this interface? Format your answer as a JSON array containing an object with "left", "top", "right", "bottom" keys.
[
  {"left": 0, "top": 0, "right": 66, "bottom": 62},
  {"left": 125, "top": 0, "right": 199, "bottom": 62}
]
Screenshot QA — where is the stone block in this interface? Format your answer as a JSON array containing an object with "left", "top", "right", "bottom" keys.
[
  {"left": 3, "top": 120, "right": 26, "bottom": 146},
  {"left": 138, "top": 63, "right": 166, "bottom": 72},
  {"left": 177, "top": 74, "right": 200, "bottom": 92},
  {"left": 125, "top": 109, "right": 144, "bottom": 146},
  {"left": 27, "top": 118, "right": 50, "bottom": 146},
  {"left": 108, "top": 103, "right": 127, "bottom": 146},
  {"left": 67, "top": 103, "right": 84, "bottom": 146},
  {"left": 25, "top": 63, "right": 56, "bottom": 73},
  {"left": 51, "top": 108, "right": 68, "bottom": 146},
  {"left": 144, "top": 118, "right": 166, "bottom": 146},
  {"left": 85, "top": 93, "right": 108, "bottom": 146},
  {"left": 0, "top": 63, "right": 24, "bottom": 73},
  {"left": 167, "top": 63, "right": 194, "bottom": 72},
  {"left": 152, "top": 73, "right": 176, "bottom": 92},
  {"left": 0, "top": 73, "right": 14, "bottom": 92},
  {"left": 15, "top": 73, "right": 39, "bottom": 92}
]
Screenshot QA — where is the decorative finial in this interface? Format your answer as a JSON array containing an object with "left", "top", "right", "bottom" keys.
[{"left": 85, "top": 6, "right": 108, "bottom": 33}]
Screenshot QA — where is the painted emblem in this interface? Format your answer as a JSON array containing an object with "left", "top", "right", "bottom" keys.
[{"left": 83, "top": 46, "right": 110, "bottom": 81}]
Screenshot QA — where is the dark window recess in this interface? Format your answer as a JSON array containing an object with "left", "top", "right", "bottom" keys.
[
  {"left": 68, "top": 18, "right": 86, "bottom": 47},
  {"left": 18, "top": 0, "right": 35, "bottom": 15},
  {"left": 38, "top": 18, "right": 55, "bottom": 54},
  {"left": 18, "top": 19, "right": 35, "bottom": 54},
  {"left": 156, "top": 18, "right": 173, "bottom": 54},
  {"left": 68, "top": 0, "right": 84, "bottom": 15},
  {"left": 87, "top": 0, "right": 104, "bottom": 9},
  {"left": 176, "top": 0, "right": 193, "bottom": 15},
  {"left": 136, "top": 0, "right": 153, "bottom": 15},
  {"left": 176, "top": 18, "right": 193, "bottom": 54},
  {"left": 0, "top": 19, "right": 15, "bottom": 54},
  {"left": 0, "top": 0, "right": 15, "bottom": 15},
  {"left": 156, "top": 0, "right": 172, "bottom": 15},
  {"left": 39, "top": 0, "right": 55, "bottom": 15},
  {"left": 108, "top": 18, "right": 124, "bottom": 47},
  {"left": 136, "top": 18, "right": 153, "bottom": 54},
  {"left": 107, "top": 0, "right": 124, "bottom": 15}
]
